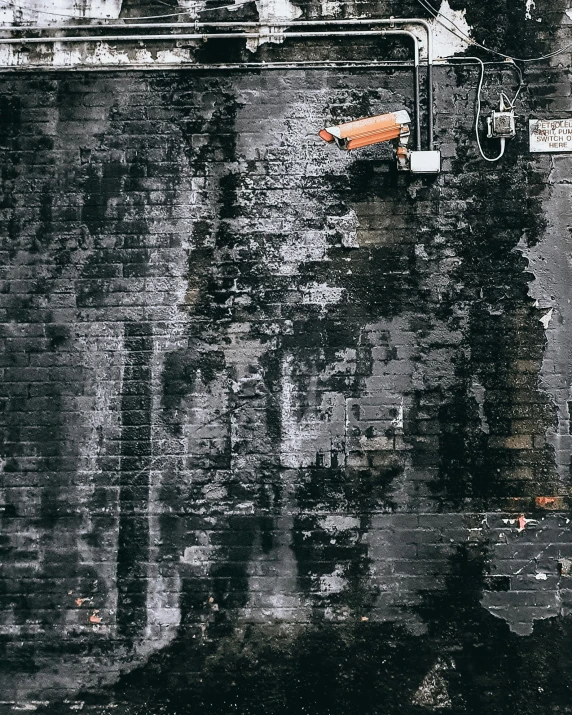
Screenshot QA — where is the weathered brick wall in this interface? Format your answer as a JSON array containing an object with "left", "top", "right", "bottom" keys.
[{"left": 2, "top": 0, "right": 572, "bottom": 712}]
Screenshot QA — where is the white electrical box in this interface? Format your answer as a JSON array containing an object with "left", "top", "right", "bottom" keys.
[{"left": 409, "top": 150, "right": 441, "bottom": 174}]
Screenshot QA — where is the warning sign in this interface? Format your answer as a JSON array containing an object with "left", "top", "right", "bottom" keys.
[{"left": 529, "top": 118, "right": 572, "bottom": 152}]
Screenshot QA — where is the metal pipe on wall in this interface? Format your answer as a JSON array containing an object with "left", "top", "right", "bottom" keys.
[
  {"left": 0, "top": 60, "right": 416, "bottom": 72},
  {"left": 0, "top": 17, "right": 434, "bottom": 149},
  {"left": 0, "top": 28, "right": 418, "bottom": 48},
  {"left": 0, "top": 26, "right": 427, "bottom": 151},
  {"left": 413, "top": 63, "right": 421, "bottom": 151},
  {"left": 0, "top": 18, "right": 432, "bottom": 62}
]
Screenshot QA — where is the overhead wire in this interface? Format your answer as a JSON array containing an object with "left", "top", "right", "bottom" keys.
[
  {"left": 0, "top": 0, "right": 571, "bottom": 61},
  {"left": 0, "top": 0, "right": 254, "bottom": 21},
  {"left": 414, "top": 0, "right": 572, "bottom": 63},
  {"left": 414, "top": 0, "right": 542, "bottom": 161}
]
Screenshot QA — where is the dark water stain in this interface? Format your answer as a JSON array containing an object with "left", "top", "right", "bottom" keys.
[
  {"left": 426, "top": 81, "right": 558, "bottom": 508},
  {"left": 447, "top": 0, "right": 549, "bottom": 59},
  {"left": 0, "top": 77, "right": 94, "bottom": 639},
  {"left": 13, "top": 6, "right": 572, "bottom": 702},
  {"left": 162, "top": 348, "right": 226, "bottom": 434},
  {"left": 116, "top": 322, "right": 153, "bottom": 643},
  {"left": 152, "top": 73, "right": 271, "bottom": 644},
  {"left": 80, "top": 160, "right": 127, "bottom": 236},
  {"left": 0, "top": 93, "right": 21, "bottom": 150},
  {"left": 119, "top": 0, "right": 179, "bottom": 18},
  {"left": 30, "top": 183, "right": 54, "bottom": 251},
  {"left": 36, "top": 538, "right": 572, "bottom": 715}
]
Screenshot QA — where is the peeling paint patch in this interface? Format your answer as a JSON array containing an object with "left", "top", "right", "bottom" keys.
[
  {"left": 522, "top": 167, "right": 572, "bottom": 482},
  {"left": 181, "top": 546, "right": 214, "bottom": 565},
  {"left": 320, "top": 0, "right": 342, "bottom": 17},
  {"left": 525, "top": 0, "right": 536, "bottom": 20},
  {"left": 391, "top": 398, "right": 404, "bottom": 429},
  {"left": 302, "top": 282, "right": 344, "bottom": 308},
  {"left": 516, "top": 514, "right": 539, "bottom": 532},
  {"left": 535, "top": 496, "right": 566, "bottom": 510},
  {"left": 319, "top": 515, "right": 360, "bottom": 533},
  {"left": 412, "top": 658, "right": 453, "bottom": 710},
  {"left": 430, "top": 0, "right": 472, "bottom": 59},
  {"left": 482, "top": 514, "right": 571, "bottom": 635},
  {"left": 319, "top": 566, "right": 347, "bottom": 595},
  {"left": 246, "top": 0, "right": 302, "bottom": 51},
  {"left": 0, "top": 0, "right": 122, "bottom": 26},
  {"left": 540, "top": 307, "right": 553, "bottom": 329},
  {"left": 327, "top": 210, "right": 360, "bottom": 249},
  {"left": 178, "top": 0, "right": 244, "bottom": 14},
  {"left": 470, "top": 377, "right": 489, "bottom": 434}
]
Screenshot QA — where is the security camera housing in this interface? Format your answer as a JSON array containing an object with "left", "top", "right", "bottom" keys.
[{"left": 319, "top": 110, "right": 411, "bottom": 150}]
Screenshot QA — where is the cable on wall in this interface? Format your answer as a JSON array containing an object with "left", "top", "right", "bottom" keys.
[
  {"left": 414, "top": 0, "right": 572, "bottom": 63},
  {"left": 446, "top": 56, "right": 517, "bottom": 162}
]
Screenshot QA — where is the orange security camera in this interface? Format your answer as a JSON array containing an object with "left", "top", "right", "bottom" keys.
[{"left": 319, "top": 110, "right": 411, "bottom": 151}]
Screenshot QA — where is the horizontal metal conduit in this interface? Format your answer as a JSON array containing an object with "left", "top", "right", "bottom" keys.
[
  {"left": 0, "top": 60, "right": 417, "bottom": 73},
  {"left": 0, "top": 18, "right": 433, "bottom": 149},
  {"left": 0, "top": 17, "right": 434, "bottom": 149},
  {"left": 0, "top": 18, "right": 433, "bottom": 62}
]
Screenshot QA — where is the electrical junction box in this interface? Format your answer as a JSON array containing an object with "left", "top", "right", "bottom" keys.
[
  {"left": 409, "top": 150, "right": 441, "bottom": 174},
  {"left": 487, "top": 110, "right": 516, "bottom": 138}
]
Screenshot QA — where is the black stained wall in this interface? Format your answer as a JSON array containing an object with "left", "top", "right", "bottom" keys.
[{"left": 2, "top": 1, "right": 572, "bottom": 712}]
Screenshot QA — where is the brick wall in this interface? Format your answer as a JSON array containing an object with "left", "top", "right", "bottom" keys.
[{"left": 1, "top": 0, "right": 572, "bottom": 712}]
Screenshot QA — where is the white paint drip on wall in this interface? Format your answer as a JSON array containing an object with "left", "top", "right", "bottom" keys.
[
  {"left": 1, "top": 0, "right": 301, "bottom": 49},
  {"left": 411, "top": 658, "right": 453, "bottom": 710},
  {"left": 0, "top": 0, "right": 245, "bottom": 27},
  {"left": 320, "top": 0, "right": 342, "bottom": 17},
  {"left": 430, "top": 0, "right": 472, "bottom": 59},
  {"left": 246, "top": 0, "right": 302, "bottom": 51},
  {"left": 0, "top": 0, "right": 122, "bottom": 26},
  {"left": 0, "top": 41, "right": 196, "bottom": 68},
  {"left": 319, "top": 515, "right": 360, "bottom": 533},
  {"left": 0, "top": 0, "right": 473, "bottom": 66},
  {"left": 540, "top": 307, "right": 553, "bottom": 329},
  {"left": 302, "top": 282, "right": 344, "bottom": 309},
  {"left": 319, "top": 566, "right": 347, "bottom": 595}
]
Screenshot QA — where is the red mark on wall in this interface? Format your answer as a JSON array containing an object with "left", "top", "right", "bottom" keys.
[
  {"left": 516, "top": 515, "right": 539, "bottom": 532},
  {"left": 535, "top": 496, "right": 565, "bottom": 509}
]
